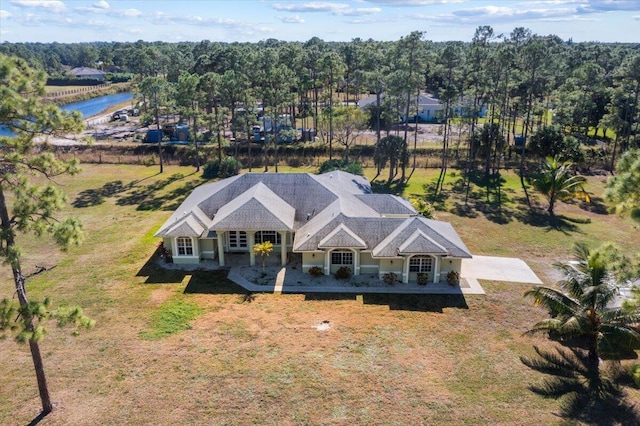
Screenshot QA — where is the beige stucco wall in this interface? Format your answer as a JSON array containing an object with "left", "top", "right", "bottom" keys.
[
  {"left": 302, "top": 252, "right": 324, "bottom": 273},
  {"left": 379, "top": 258, "right": 402, "bottom": 274},
  {"left": 199, "top": 238, "right": 216, "bottom": 260},
  {"left": 439, "top": 258, "right": 462, "bottom": 277},
  {"left": 359, "top": 252, "right": 379, "bottom": 274}
]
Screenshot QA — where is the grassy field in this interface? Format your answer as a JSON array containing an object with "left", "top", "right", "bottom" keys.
[{"left": 0, "top": 164, "right": 638, "bottom": 425}]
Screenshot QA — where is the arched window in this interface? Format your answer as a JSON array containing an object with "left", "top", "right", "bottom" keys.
[
  {"left": 409, "top": 256, "right": 432, "bottom": 273},
  {"left": 176, "top": 237, "right": 194, "bottom": 256}
]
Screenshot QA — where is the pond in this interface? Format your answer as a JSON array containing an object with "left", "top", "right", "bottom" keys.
[{"left": 0, "top": 92, "right": 134, "bottom": 137}]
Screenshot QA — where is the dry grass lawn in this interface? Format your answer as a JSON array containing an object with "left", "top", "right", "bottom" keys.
[{"left": 0, "top": 164, "right": 638, "bottom": 425}]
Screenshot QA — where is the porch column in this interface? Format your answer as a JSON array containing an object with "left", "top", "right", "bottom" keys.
[
  {"left": 217, "top": 231, "right": 225, "bottom": 267},
  {"left": 354, "top": 250, "right": 360, "bottom": 276},
  {"left": 433, "top": 256, "right": 440, "bottom": 284},
  {"left": 248, "top": 231, "right": 256, "bottom": 266},
  {"left": 279, "top": 231, "right": 287, "bottom": 266},
  {"left": 402, "top": 257, "right": 409, "bottom": 284},
  {"left": 324, "top": 250, "right": 331, "bottom": 275}
]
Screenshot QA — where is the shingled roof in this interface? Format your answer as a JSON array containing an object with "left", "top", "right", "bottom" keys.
[
  {"left": 155, "top": 171, "right": 471, "bottom": 260},
  {"left": 211, "top": 182, "right": 295, "bottom": 231}
]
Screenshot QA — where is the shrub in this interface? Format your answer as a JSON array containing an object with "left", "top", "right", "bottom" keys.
[
  {"left": 446, "top": 270, "right": 460, "bottom": 286},
  {"left": 410, "top": 197, "right": 435, "bottom": 219},
  {"left": 158, "top": 242, "right": 172, "bottom": 263},
  {"left": 417, "top": 272, "right": 429, "bottom": 285},
  {"left": 202, "top": 157, "right": 242, "bottom": 179},
  {"left": 318, "top": 159, "right": 364, "bottom": 176},
  {"left": 630, "top": 364, "right": 640, "bottom": 388},
  {"left": 382, "top": 272, "right": 397, "bottom": 285},
  {"left": 335, "top": 266, "right": 352, "bottom": 280},
  {"left": 308, "top": 266, "right": 324, "bottom": 277}
]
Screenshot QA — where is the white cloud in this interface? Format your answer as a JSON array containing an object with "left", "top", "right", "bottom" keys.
[
  {"left": 450, "top": 5, "right": 575, "bottom": 21},
  {"left": 634, "top": 14, "right": 640, "bottom": 19},
  {"left": 116, "top": 8, "right": 142, "bottom": 17},
  {"left": 9, "top": 0, "right": 65, "bottom": 13},
  {"left": 335, "top": 7, "right": 382, "bottom": 15},
  {"left": 272, "top": 2, "right": 381, "bottom": 16},
  {"left": 363, "top": 0, "right": 463, "bottom": 6},
  {"left": 277, "top": 14, "right": 305, "bottom": 23},
  {"left": 271, "top": 2, "right": 350, "bottom": 13},
  {"left": 93, "top": 0, "right": 109, "bottom": 9},
  {"left": 0, "top": 9, "right": 13, "bottom": 19}
]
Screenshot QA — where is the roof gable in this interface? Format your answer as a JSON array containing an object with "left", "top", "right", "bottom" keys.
[
  {"left": 318, "top": 224, "right": 367, "bottom": 249},
  {"left": 398, "top": 230, "right": 447, "bottom": 255},
  {"left": 198, "top": 173, "right": 337, "bottom": 227},
  {"left": 372, "top": 217, "right": 471, "bottom": 258},
  {"left": 158, "top": 212, "right": 206, "bottom": 237},
  {"left": 211, "top": 182, "right": 295, "bottom": 230}
]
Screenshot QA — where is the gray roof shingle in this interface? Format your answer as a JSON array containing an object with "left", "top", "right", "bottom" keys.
[
  {"left": 156, "top": 171, "right": 470, "bottom": 260},
  {"left": 211, "top": 182, "right": 295, "bottom": 231}
]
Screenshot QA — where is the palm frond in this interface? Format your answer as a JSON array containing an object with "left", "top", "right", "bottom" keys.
[
  {"left": 524, "top": 286, "right": 580, "bottom": 315},
  {"left": 526, "top": 318, "right": 564, "bottom": 336}
]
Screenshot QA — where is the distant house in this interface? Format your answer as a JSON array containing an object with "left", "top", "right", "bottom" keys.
[
  {"left": 69, "top": 67, "right": 107, "bottom": 81},
  {"left": 155, "top": 171, "right": 472, "bottom": 284},
  {"left": 358, "top": 92, "right": 487, "bottom": 123}
]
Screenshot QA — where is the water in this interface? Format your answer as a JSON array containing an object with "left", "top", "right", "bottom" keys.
[
  {"left": 60, "top": 92, "right": 133, "bottom": 118},
  {"left": 0, "top": 92, "right": 134, "bottom": 137}
]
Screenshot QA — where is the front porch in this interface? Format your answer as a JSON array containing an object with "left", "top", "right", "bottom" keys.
[{"left": 158, "top": 252, "right": 484, "bottom": 295}]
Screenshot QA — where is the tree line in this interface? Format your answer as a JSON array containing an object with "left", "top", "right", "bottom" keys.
[{"left": 2, "top": 30, "right": 639, "bottom": 187}]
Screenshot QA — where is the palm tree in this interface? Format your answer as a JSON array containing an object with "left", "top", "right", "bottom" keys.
[
  {"left": 531, "top": 156, "right": 589, "bottom": 216},
  {"left": 253, "top": 241, "right": 273, "bottom": 272},
  {"left": 524, "top": 243, "right": 640, "bottom": 374}
]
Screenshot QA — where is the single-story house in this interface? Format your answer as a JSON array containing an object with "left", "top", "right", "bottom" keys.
[
  {"left": 69, "top": 67, "right": 107, "bottom": 81},
  {"left": 155, "top": 171, "right": 471, "bottom": 284},
  {"left": 358, "top": 92, "right": 487, "bottom": 123}
]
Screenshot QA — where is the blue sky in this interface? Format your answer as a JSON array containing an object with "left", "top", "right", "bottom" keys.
[{"left": 1, "top": 0, "right": 639, "bottom": 43}]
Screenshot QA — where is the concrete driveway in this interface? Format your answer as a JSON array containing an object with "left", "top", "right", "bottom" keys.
[{"left": 461, "top": 256, "right": 543, "bottom": 288}]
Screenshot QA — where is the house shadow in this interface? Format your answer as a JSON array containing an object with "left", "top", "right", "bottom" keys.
[
  {"left": 136, "top": 249, "right": 246, "bottom": 294},
  {"left": 182, "top": 272, "right": 248, "bottom": 295},
  {"left": 362, "top": 293, "right": 468, "bottom": 312},
  {"left": 302, "top": 293, "right": 358, "bottom": 301},
  {"left": 136, "top": 249, "right": 191, "bottom": 284}
]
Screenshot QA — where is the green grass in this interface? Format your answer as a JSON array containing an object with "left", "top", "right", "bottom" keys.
[{"left": 139, "top": 299, "right": 204, "bottom": 340}]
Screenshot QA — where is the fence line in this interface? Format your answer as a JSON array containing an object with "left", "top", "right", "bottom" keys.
[{"left": 46, "top": 82, "right": 112, "bottom": 99}]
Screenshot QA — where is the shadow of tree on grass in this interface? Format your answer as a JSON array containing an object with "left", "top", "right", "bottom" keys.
[
  {"left": 371, "top": 179, "right": 407, "bottom": 196},
  {"left": 521, "top": 345, "right": 639, "bottom": 425},
  {"left": 72, "top": 172, "right": 202, "bottom": 212},
  {"left": 514, "top": 209, "right": 584, "bottom": 235},
  {"left": 116, "top": 173, "right": 202, "bottom": 211},
  {"left": 73, "top": 178, "right": 150, "bottom": 208}
]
